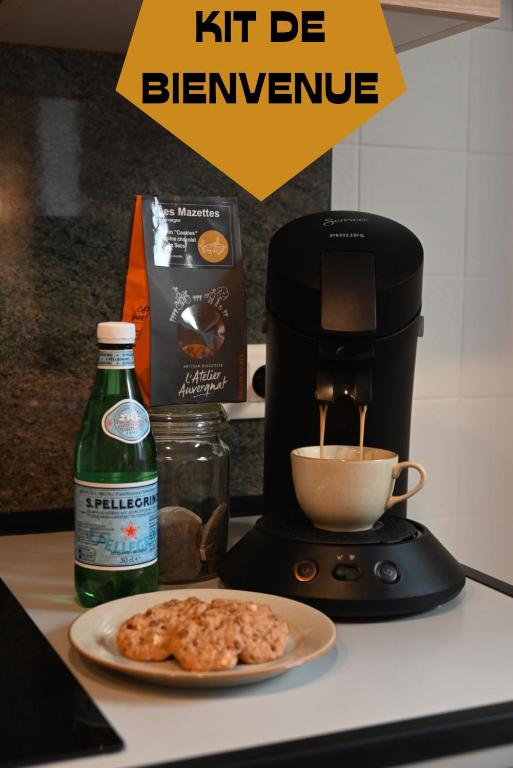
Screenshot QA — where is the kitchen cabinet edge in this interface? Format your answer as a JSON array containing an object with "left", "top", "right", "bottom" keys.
[
  {"left": 394, "top": 19, "right": 481, "bottom": 52},
  {"left": 381, "top": 1, "right": 500, "bottom": 23},
  {"left": 0, "top": 0, "right": 502, "bottom": 54}
]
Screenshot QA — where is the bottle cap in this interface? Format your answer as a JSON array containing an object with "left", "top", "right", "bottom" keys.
[{"left": 97, "top": 322, "right": 136, "bottom": 344}]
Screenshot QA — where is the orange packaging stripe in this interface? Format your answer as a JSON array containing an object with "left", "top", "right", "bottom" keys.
[{"left": 122, "top": 195, "right": 151, "bottom": 405}]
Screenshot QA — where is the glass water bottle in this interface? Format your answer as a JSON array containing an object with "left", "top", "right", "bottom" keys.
[{"left": 74, "top": 322, "right": 158, "bottom": 607}]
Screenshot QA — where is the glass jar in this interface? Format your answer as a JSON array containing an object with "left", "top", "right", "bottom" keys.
[{"left": 150, "top": 404, "right": 230, "bottom": 584}]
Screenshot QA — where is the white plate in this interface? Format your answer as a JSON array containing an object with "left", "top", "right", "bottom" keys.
[{"left": 69, "top": 588, "right": 336, "bottom": 688}]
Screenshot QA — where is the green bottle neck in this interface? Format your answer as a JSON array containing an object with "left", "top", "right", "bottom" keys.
[
  {"left": 92, "top": 345, "right": 141, "bottom": 402},
  {"left": 97, "top": 344, "right": 135, "bottom": 371}
]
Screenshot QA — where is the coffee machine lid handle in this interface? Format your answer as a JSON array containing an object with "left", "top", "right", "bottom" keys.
[{"left": 321, "top": 252, "right": 377, "bottom": 334}]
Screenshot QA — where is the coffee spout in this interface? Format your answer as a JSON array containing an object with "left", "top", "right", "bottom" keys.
[
  {"left": 315, "top": 363, "right": 372, "bottom": 406},
  {"left": 315, "top": 369, "right": 353, "bottom": 403}
]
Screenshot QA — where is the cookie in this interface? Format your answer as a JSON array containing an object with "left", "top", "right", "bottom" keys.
[
  {"left": 169, "top": 608, "right": 243, "bottom": 672},
  {"left": 117, "top": 597, "right": 207, "bottom": 661},
  {"left": 148, "top": 596, "right": 208, "bottom": 621},
  {"left": 211, "top": 598, "right": 289, "bottom": 664},
  {"left": 237, "top": 612, "right": 289, "bottom": 664},
  {"left": 211, "top": 598, "right": 273, "bottom": 617},
  {"left": 116, "top": 596, "right": 289, "bottom": 670},
  {"left": 117, "top": 612, "right": 175, "bottom": 661}
]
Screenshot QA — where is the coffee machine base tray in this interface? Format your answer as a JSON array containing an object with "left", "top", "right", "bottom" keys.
[{"left": 219, "top": 515, "right": 465, "bottom": 619}]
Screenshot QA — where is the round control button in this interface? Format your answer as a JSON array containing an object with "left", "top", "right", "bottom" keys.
[
  {"left": 332, "top": 564, "right": 361, "bottom": 581},
  {"left": 375, "top": 561, "right": 400, "bottom": 584},
  {"left": 293, "top": 560, "right": 318, "bottom": 582}
]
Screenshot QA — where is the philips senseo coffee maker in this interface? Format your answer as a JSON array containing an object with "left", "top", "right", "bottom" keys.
[{"left": 219, "top": 212, "right": 465, "bottom": 618}]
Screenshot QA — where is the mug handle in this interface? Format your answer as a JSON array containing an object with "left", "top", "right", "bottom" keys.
[{"left": 385, "top": 462, "right": 426, "bottom": 511}]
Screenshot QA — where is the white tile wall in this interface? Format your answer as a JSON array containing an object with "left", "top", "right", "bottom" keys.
[
  {"left": 409, "top": 400, "right": 460, "bottom": 519},
  {"left": 457, "top": 397, "right": 513, "bottom": 515},
  {"left": 466, "top": 153, "right": 513, "bottom": 276},
  {"left": 413, "top": 278, "right": 464, "bottom": 400},
  {"left": 487, "top": 0, "right": 513, "bottom": 32},
  {"left": 332, "top": 20, "right": 513, "bottom": 520},
  {"left": 331, "top": 143, "right": 359, "bottom": 210},
  {"left": 469, "top": 28, "right": 513, "bottom": 154},
  {"left": 358, "top": 146, "right": 466, "bottom": 276},
  {"left": 361, "top": 34, "right": 470, "bottom": 151},
  {"left": 343, "top": 129, "right": 360, "bottom": 145},
  {"left": 461, "top": 278, "right": 513, "bottom": 398}
]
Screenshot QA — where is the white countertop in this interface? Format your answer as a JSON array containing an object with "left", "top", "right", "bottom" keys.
[
  {"left": 2, "top": 516, "right": 513, "bottom": 768},
  {"left": 427, "top": 515, "right": 513, "bottom": 586}
]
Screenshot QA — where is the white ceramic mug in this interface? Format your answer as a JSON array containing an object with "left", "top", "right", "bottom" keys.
[{"left": 290, "top": 445, "right": 426, "bottom": 533}]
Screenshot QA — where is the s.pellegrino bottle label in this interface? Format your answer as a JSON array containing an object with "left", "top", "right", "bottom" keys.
[
  {"left": 74, "top": 478, "right": 158, "bottom": 570},
  {"left": 101, "top": 399, "right": 150, "bottom": 444},
  {"left": 97, "top": 348, "right": 135, "bottom": 369}
]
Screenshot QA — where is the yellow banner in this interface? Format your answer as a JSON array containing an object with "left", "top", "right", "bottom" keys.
[{"left": 117, "top": 1, "right": 405, "bottom": 200}]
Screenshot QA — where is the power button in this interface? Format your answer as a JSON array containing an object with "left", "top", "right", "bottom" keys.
[
  {"left": 375, "top": 561, "right": 400, "bottom": 584},
  {"left": 293, "top": 560, "right": 318, "bottom": 582}
]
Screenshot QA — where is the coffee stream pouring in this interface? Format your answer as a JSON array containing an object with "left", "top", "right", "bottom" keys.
[{"left": 220, "top": 212, "right": 465, "bottom": 618}]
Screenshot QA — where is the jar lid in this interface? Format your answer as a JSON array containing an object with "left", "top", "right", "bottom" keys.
[{"left": 150, "top": 404, "right": 229, "bottom": 436}]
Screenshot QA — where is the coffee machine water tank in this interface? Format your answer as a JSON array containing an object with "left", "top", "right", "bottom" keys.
[{"left": 264, "top": 211, "right": 423, "bottom": 518}]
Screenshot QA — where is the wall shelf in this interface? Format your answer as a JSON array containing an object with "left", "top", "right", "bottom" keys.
[
  {"left": 384, "top": 0, "right": 501, "bottom": 51},
  {"left": 0, "top": 0, "right": 501, "bottom": 54}
]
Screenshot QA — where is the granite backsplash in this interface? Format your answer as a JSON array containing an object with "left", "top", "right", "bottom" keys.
[{"left": 0, "top": 43, "right": 331, "bottom": 514}]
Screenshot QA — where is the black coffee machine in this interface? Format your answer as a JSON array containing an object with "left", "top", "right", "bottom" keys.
[{"left": 220, "top": 212, "right": 465, "bottom": 618}]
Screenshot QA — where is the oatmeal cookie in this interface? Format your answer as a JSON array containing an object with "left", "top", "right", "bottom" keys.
[
  {"left": 117, "top": 612, "right": 175, "bottom": 661},
  {"left": 117, "top": 597, "right": 207, "bottom": 661},
  {"left": 211, "top": 598, "right": 273, "bottom": 617},
  {"left": 237, "top": 612, "right": 289, "bottom": 664},
  {"left": 168, "top": 607, "right": 243, "bottom": 672},
  {"left": 211, "top": 598, "right": 289, "bottom": 664},
  {"left": 146, "top": 596, "right": 208, "bottom": 621},
  {"left": 116, "top": 596, "right": 289, "bottom": 670}
]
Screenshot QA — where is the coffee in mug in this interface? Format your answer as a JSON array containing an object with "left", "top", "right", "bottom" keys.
[{"left": 291, "top": 445, "right": 426, "bottom": 532}]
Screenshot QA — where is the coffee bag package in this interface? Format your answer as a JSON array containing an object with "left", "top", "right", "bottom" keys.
[{"left": 123, "top": 195, "right": 246, "bottom": 405}]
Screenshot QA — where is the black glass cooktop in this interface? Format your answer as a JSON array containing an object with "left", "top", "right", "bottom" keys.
[{"left": 0, "top": 579, "right": 123, "bottom": 768}]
